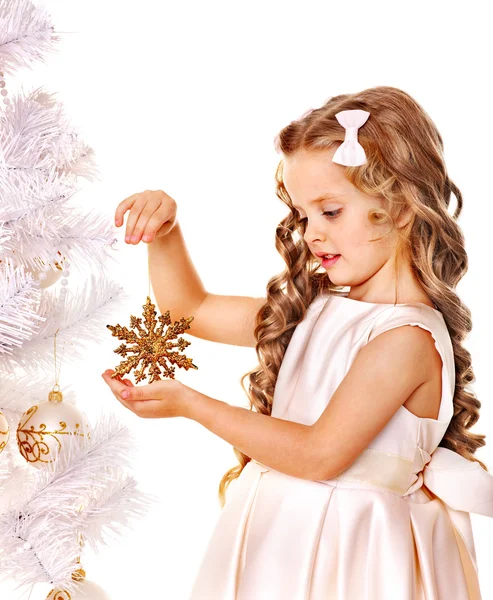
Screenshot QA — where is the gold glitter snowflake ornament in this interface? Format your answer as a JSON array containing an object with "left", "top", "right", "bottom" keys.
[{"left": 106, "top": 296, "right": 198, "bottom": 383}]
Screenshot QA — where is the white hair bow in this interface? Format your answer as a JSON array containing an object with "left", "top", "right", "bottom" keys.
[{"left": 332, "top": 109, "right": 370, "bottom": 166}]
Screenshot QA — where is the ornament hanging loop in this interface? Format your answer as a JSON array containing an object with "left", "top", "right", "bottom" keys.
[
  {"left": 51, "top": 329, "right": 65, "bottom": 403},
  {"left": 49, "top": 384, "right": 63, "bottom": 403}
]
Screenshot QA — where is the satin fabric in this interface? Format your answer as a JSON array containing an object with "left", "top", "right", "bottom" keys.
[
  {"left": 189, "top": 293, "right": 492, "bottom": 599},
  {"left": 332, "top": 109, "right": 370, "bottom": 166}
]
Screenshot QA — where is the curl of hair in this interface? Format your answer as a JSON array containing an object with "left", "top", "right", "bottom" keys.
[{"left": 216, "top": 85, "right": 488, "bottom": 509}]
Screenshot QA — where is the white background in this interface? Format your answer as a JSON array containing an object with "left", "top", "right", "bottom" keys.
[{"left": 2, "top": 0, "right": 492, "bottom": 598}]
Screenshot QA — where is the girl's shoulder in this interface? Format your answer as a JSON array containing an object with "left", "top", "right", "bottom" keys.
[
  {"left": 310, "top": 292, "right": 451, "bottom": 362},
  {"left": 364, "top": 301, "right": 447, "bottom": 345},
  {"left": 363, "top": 302, "right": 455, "bottom": 395},
  {"left": 318, "top": 292, "right": 446, "bottom": 338}
]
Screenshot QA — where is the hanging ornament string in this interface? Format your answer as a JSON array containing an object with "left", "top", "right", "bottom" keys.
[
  {"left": 52, "top": 329, "right": 67, "bottom": 402},
  {"left": 147, "top": 247, "right": 151, "bottom": 299}
]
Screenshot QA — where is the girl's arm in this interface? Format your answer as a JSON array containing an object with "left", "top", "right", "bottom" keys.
[
  {"left": 185, "top": 323, "right": 435, "bottom": 482},
  {"left": 185, "top": 389, "right": 319, "bottom": 480},
  {"left": 149, "top": 221, "right": 265, "bottom": 347}
]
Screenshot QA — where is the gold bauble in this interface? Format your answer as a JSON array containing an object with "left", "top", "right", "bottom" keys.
[
  {"left": 16, "top": 387, "right": 91, "bottom": 468},
  {"left": 0, "top": 410, "right": 10, "bottom": 455}
]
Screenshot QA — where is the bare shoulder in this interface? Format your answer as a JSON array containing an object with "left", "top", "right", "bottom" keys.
[
  {"left": 361, "top": 322, "right": 441, "bottom": 386},
  {"left": 187, "top": 293, "right": 266, "bottom": 347}
]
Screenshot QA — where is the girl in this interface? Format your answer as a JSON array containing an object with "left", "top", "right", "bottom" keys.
[{"left": 102, "top": 85, "right": 493, "bottom": 599}]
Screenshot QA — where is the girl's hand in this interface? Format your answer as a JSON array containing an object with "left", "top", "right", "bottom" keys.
[
  {"left": 114, "top": 189, "right": 178, "bottom": 245},
  {"left": 101, "top": 369, "right": 191, "bottom": 419}
]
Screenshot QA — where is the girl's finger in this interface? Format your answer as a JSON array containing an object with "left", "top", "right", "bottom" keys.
[
  {"left": 101, "top": 372, "right": 137, "bottom": 411},
  {"left": 111, "top": 373, "right": 133, "bottom": 386},
  {"left": 114, "top": 195, "right": 137, "bottom": 227},
  {"left": 142, "top": 207, "right": 175, "bottom": 243},
  {"left": 102, "top": 371, "right": 129, "bottom": 394},
  {"left": 125, "top": 197, "right": 146, "bottom": 242},
  {"left": 131, "top": 197, "right": 161, "bottom": 244}
]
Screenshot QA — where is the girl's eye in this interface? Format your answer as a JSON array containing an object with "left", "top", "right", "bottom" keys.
[
  {"left": 322, "top": 209, "right": 341, "bottom": 218},
  {"left": 297, "top": 209, "right": 341, "bottom": 222}
]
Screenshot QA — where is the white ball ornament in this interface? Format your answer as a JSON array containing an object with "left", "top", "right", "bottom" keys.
[
  {"left": 45, "top": 578, "right": 111, "bottom": 600},
  {"left": 27, "top": 264, "right": 63, "bottom": 289},
  {"left": 25, "top": 252, "right": 68, "bottom": 289},
  {"left": 0, "top": 410, "right": 10, "bottom": 455},
  {"left": 16, "top": 386, "right": 91, "bottom": 468}
]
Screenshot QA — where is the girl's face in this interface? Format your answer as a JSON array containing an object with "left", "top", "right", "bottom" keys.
[{"left": 282, "top": 147, "right": 403, "bottom": 289}]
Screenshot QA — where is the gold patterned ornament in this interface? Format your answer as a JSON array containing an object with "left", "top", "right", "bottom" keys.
[
  {"left": 16, "top": 330, "right": 91, "bottom": 468},
  {"left": 16, "top": 389, "right": 91, "bottom": 468},
  {"left": 0, "top": 410, "right": 9, "bottom": 455},
  {"left": 106, "top": 295, "right": 198, "bottom": 384}
]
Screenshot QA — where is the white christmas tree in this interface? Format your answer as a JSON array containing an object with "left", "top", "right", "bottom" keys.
[{"left": 0, "top": 1, "right": 158, "bottom": 598}]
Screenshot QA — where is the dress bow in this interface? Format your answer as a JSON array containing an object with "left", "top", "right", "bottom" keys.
[
  {"left": 422, "top": 446, "right": 493, "bottom": 573},
  {"left": 423, "top": 446, "right": 493, "bottom": 517},
  {"left": 332, "top": 108, "right": 370, "bottom": 166}
]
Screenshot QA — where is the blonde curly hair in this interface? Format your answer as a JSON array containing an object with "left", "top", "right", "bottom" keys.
[{"left": 217, "top": 85, "right": 487, "bottom": 508}]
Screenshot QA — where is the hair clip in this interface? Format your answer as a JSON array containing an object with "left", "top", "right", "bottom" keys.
[{"left": 332, "top": 109, "right": 370, "bottom": 166}]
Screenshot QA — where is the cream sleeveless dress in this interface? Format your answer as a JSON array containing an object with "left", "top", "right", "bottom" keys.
[{"left": 189, "top": 292, "right": 493, "bottom": 600}]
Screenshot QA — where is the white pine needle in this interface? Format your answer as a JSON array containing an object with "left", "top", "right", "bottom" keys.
[{"left": 0, "top": 410, "right": 159, "bottom": 596}]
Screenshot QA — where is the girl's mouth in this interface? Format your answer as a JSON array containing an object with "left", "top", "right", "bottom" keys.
[{"left": 322, "top": 254, "right": 341, "bottom": 268}]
